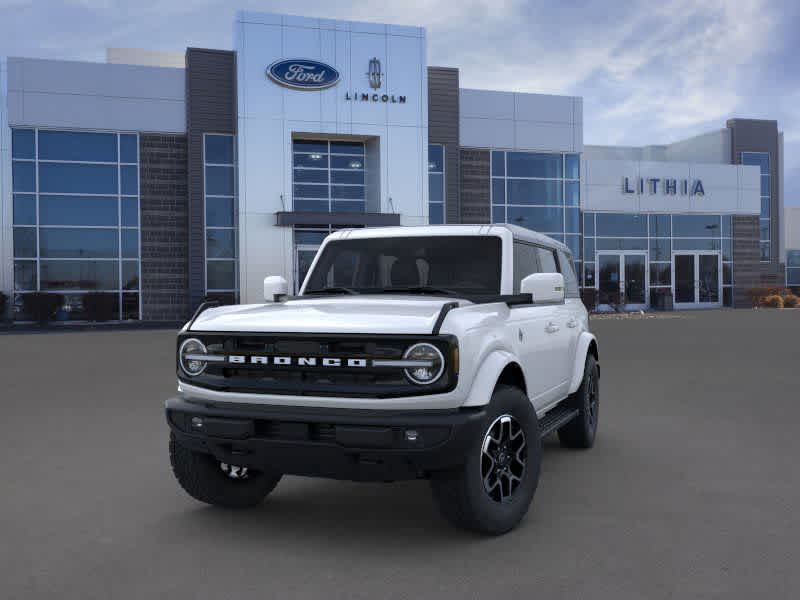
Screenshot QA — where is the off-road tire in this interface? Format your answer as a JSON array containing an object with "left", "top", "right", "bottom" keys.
[
  {"left": 557, "top": 354, "right": 599, "bottom": 449},
  {"left": 430, "top": 385, "right": 541, "bottom": 535},
  {"left": 169, "top": 433, "right": 282, "bottom": 508}
]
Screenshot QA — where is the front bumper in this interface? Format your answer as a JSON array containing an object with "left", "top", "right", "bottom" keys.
[{"left": 166, "top": 397, "right": 486, "bottom": 482}]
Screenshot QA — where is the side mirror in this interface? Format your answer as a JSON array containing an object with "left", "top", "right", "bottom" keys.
[
  {"left": 520, "top": 272, "right": 565, "bottom": 304},
  {"left": 263, "top": 276, "right": 289, "bottom": 303}
]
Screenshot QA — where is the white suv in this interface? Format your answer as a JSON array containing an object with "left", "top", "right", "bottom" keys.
[{"left": 166, "top": 225, "right": 599, "bottom": 534}]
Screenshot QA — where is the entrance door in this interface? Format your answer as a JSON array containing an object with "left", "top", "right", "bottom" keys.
[
  {"left": 596, "top": 252, "right": 648, "bottom": 311},
  {"left": 672, "top": 252, "right": 721, "bottom": 309}
]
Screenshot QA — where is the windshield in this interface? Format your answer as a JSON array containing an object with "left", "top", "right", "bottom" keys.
[{"left": 302, "top": 235, "right": 502, "bottom": 296}]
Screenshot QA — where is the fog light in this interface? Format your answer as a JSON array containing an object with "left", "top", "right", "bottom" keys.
[
  {"left": 405, "top": 429, "right": 419, "bottom": 442},
  {"left": 190, "top": 416, "right": 204, "bottom": 429}
]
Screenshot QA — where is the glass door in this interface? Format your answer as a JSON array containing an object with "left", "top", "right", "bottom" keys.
[
  {"left": 596, "top": 252, "right": 648, "bottom": 311},
  {"left": 672, "top": 252, "right": 721, "bottom": 309}
]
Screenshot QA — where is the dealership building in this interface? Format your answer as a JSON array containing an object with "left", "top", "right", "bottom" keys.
[{"left": 0, "top": 11, "right": 793, "bottom": 321}]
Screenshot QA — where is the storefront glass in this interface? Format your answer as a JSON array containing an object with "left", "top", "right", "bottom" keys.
[{"left": 11, "top": 128, "right": 141, "bottom": 320}]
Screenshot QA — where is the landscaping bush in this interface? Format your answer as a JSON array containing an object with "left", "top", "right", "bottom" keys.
[
  {"left": 762, "top": 295, "right": 784, "bottom": 309},
  {"left": 83, "top": 292, "right": 118, "bottom": 322},
  {"left": 782, "top": 294, "right": 799, "bottom": 308},
  {"left": 22, "top": 293, "right": 64, "bottom": 324}
]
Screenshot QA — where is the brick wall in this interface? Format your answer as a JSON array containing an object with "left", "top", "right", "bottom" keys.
[
  {"left": 732, "top": 215, "right": 787, "bottom": 307},
  {"left": 139, "top": 134, "right": 189, "bottom": 321},
  {"left": 459, "top": 149, "right": 490, "bottom": 224}
]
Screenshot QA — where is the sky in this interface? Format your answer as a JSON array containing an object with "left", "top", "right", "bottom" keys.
[{"left": 1, "top": 0, "right": 798, "bottom": 205}]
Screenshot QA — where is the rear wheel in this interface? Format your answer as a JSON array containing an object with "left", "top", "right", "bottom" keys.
[
  {"left": 557, "top": 354, "right": 599, "bottom": 449},
  {"left": 169, "top": 433, "right": 282, "bottom": 508},
  {"left": 430, "top": 385, "right": 541, "bottom": 535}
]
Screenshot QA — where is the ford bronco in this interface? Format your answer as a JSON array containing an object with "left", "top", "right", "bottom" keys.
[{"left": 166, "top": 225, "right": 599, "bottom": 534}]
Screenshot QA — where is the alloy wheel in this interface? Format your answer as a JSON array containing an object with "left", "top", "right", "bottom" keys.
[{"left": 481, "top": 415, "right": 527, "bottom": 503}]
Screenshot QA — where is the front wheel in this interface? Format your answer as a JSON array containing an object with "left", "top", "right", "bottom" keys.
[
  {"left": 430, "top": 385, "right": 541, "bottom": 535},
  {"left": 169, "top": 433, "right": 282, "bottom": 508}
]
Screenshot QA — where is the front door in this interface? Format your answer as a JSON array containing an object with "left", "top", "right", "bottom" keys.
[
  {"left": 672, "top": 252, "right": 721, "bottom": 309},
  {"left": 596, "top": 252, "right": 648, "bottom": 311}
]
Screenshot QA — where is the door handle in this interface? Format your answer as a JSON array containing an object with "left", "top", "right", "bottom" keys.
[
  {"left": 566, "top": 317, "right": 578, "bottom": 328},
  {"left": 545, "top": 322, "right": 559, "bottom": 334}
]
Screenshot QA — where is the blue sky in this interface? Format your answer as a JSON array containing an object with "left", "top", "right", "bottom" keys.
[{"left": 2, "top": 0, "right": 797, "bottom": 204}]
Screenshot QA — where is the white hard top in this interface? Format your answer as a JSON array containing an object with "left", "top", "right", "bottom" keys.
[{"left": 327, "top": 224, "right": 571, "bottom": 255}]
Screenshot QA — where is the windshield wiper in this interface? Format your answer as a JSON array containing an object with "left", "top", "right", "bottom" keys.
[
  {"left": 377, "top": 286, "right": 459, "bottom": 297},
  {"left": 303, "top": 286, "right": 359, "bottom": 296}
]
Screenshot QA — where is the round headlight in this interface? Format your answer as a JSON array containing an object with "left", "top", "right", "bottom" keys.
[
  {"left": 179, "top": 338, "right": 208, "bottom": 376},
  {"left": 403, "top": 343, "right": 445, "bottom": 385}
]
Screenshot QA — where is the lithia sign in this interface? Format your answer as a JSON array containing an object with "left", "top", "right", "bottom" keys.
[
  {"left": 267, "top": 57, "right": 407, "bottom": 103},
  {"left": 623, "top": 177, "right": 705, "bottom": 196}
]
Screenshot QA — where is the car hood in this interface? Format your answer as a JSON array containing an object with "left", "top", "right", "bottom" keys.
[{"left": 188, "top": 295, "right": 465, "bottom": 335}]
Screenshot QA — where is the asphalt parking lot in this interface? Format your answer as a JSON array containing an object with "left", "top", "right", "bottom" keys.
[{"left": 2, "top": 309, "right": 799, "bottom": 599}]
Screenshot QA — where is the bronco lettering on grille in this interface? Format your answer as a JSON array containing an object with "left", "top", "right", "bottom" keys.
[{"left": 227, "top": 355, "right": 368, "bottom": 368}]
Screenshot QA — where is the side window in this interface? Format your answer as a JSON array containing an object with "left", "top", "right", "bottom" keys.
[
  {"left": 557, "top": 249, "right": 580, "bottom": 298},
  {"left": 535, "top": 247, "right": 559, "bottom": 273},
  {"left": 513, "top": 242, "right": 539, "bottom": 293}
]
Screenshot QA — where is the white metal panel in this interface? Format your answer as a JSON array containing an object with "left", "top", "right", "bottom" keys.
[
  {"left": 514, "top": 92, "right": 572, "bottom": 123},
  {"left": 386, "top": 124, "right": 425, "bottom": 219},
  {"left": 460, "top": 89, "right": 514, "bottom": 120},
  {"left": 238, "top": 10, "right": 281, "bottom": 25},
  {"left": 514, "top": 120, "right": 574, "bottom": 152},
  {"left": 0, "top": 59, "right": 10, "bottom": 295},
  {"left": 349, "top": 32, "right": 388, "bottom": 126},
  {"left": 387, "top": 34, "right": 423, "bottom": 127},
  {"left": 459, "top": 116, "right": 514, "bottom": 149},
  {"left": 282, "top": 26, "right": 326, "bottom": 124},
  {"left": 237, "top": 22, "right": 283, "bottom": 121}
]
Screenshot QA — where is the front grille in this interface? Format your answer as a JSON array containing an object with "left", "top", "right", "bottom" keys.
[{"left": 179, "top": 333, "right": 457, "bottom": 398}]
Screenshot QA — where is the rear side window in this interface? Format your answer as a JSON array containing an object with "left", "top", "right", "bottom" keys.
[
  {"left": 536, "top": 247, "right": 559, "bottom": 273},
  {"left": 557, "top": 249, "right": 580, "bottom": 298},
  {"left": 513, "top": 242, "right": 539, "bottom": 293}
]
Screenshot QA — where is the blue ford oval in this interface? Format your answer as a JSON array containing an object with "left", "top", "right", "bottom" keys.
[{"left": 267, "top": 59, "right": 340, "bottom": 90}]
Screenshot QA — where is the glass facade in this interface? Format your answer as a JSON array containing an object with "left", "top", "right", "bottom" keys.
[
  {"left": 428, "top": 144, "right": 444, "bottom": 224},
  {"left": 787, "top": 250, "right": 800, "bottom": 288},
  {"left": 583, "top": 213, "right": 733, "bottom": 306},
  {"left": 11, "top": 128, "right": 141, "bottom": 320},
  {"left": 491, "top": 150, "right": 581, "bottom": 273},
  {"left": 292, "top": 140, "right": 365, "bottom": 213},
  {"left": 204, "top": 134, "right": 238, "bottom": 302},
  {"left": 292, "top": 225, "right": 359, "bottom": 294},
  {"left": 742, "top": 152, "right": 770, "bottom": 261}
]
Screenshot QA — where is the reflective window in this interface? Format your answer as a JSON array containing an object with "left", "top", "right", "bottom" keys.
[
  {"left": 565, "top": 154, "right": 580, "bottom": 180},
  {"left": 513, "top": 242, "right": 539, "bottom": 292},
  {"left": 787, "top": 251, "right": 800, "bottom": 287},
  {"left": 13, "top": 194, "right": 36, "bottom": 225},
  {"left": 39, "top": 195, "right": 118, "bottom": 226},
  {"left": 507, "top": 180, "right": 562, "bottom": 205},
  {"left": 649, "top": 214, "right": 671, "bottom": 238},
  {"left": 120, "top": 134, "right": 138, "bottom": 163},
  {"left": 673, "top": 214, "right": 720, "bottom": 237},
  {"left": 742, "top": 151, "right": 770, "bottom": 260},
  {"left": 204, "top": 134, "right": 238, "bottom": 296},
  {"left": 649, "top": 238, "right": 671, "bottom": 261},
  {"left": 39, "top": 163, "right": 118, "bottom": 194},
  {"left": 12, "top": 129, "right": 35, "bottom": 159},
  {"left": 38, "top": 131, "right": 117, "bottom": 162},
  {"left": 596, "top": 213, "right": 647, "bottom": 237},
  {"left": 14, "top": 261, "right": 37, "bottom": 291},
  {"left": 507, "top": 206, "right": 563, "bottom": 233},
  {"left": 292, "top": 139, "right": 365, "bottom": 215},
  {"left": 12, "top": 162, "right": 35, "bottom": 192},
  {"left": 429, "top": 144, "right": 445, "bottom": 224},
  {"left": 40, "top": 228, "right": 118, "bottom": 258},
  {"left": 536, "top": 247, "right": 559, "bottom": 273},
  {"left": 491, "top": 151, "right": 505, "bottom": 177},
  {"left": 507, "top": 152, "right": 562, "bottom": 178},
  {"left": 10, "top": 129, "right": 141, "bottom": 320}
]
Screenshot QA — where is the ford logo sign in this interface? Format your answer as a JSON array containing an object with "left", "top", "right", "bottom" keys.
[{"left": 267, "top": 59, "right": 340, "bottom": 90}]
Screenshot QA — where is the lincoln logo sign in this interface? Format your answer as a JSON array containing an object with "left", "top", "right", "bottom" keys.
[
  {"left": 266, "top": 59, "right": 340, "bottom": 90},
  {"left": 623, "top": 176, "right": 705, "bottom": 196}
]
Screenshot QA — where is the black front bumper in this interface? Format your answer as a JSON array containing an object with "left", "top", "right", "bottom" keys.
[{"left": 165, "top": 397, "right": 486, "bottom": 482}]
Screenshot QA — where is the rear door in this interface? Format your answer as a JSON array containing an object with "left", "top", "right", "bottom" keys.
[
  {"left": 533, "top": 246, "right": 573, "bottom": 399},
  {"left": 507, "top": 241, "right": 564, "bottom": 408}
]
